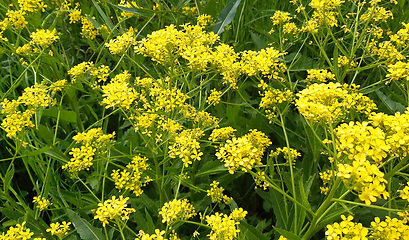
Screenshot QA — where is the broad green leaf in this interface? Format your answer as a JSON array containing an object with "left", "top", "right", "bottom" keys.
[
  {"left": 213, "top": 0, "right": 242, "bottom": 35},
  {"left": 42, "top": 108, "right": 77, "bottom": 123},
  {"left": 376, "top": 90, "right": 405, "bottom": 113},
  {"left": 398, "top": 0, "right": 406, "bottom": 9},
  {"left": 196, "top": 160, "right": 226, "bottom": 176},
  {"left": 274, "top": 227, "right": 301, "bottom": 240},
  {"left": 239, "top": 221, "right": 269, "bottom": 240},
  {"left": 3, "top": 164, "right": 14, "bottom": 193},
  {"left": 256, "top": 188, "right": 288, "bottom": 229},
  {"left": 114, "top": 5, "right": 154, "bottom": 18},
  {"left": 67, "top": 209, "right": 105, "bottom": 240},
  {"left": 250, "top": 32, "right": 267, "bottom": 50},
  {"left": 92, "top": 0, "right": 115, "bottom": 30},
  {"left": 201, "top": 0, "right": 218, "bottom": 17},
  {"left": 145, "top": 208, "right": 155, "bottom": 234}
]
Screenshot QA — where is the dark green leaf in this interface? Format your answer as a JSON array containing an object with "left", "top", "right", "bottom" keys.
[
  {"left": 213, "top": 0, "right": 242, "bottom": 35},
  {"left": 239, "top": 221, "right": 270, "bottom": 240},
  {"left": 92, "top": 0, "right": 115, "bottom": 30},
  {"left": 67, "top": 209, "right": 105, "bottom": 240},
  {"left": 376, "top": 90, "right": 405, "bottom": 113},
  {"left": 3, "top": 164, "right": 14, "bottom": 193}
]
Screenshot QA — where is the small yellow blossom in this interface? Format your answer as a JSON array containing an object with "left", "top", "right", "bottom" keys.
[
  {"left": 33, "top": 196, "right": 52, "bottom": 211},
  {"left": 46, "top": 221, "right": 71, "bottom": 238}
]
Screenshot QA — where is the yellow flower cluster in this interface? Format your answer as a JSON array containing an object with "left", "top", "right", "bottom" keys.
[
  {"left": 33, "top": 196, "right": 52, "bottom": 211},
  {"left": 0, "top": 222, "right": 39, "bottom": 240},
  {"left": 105, "top": 27, "right": 136, "bottom": 54},
  {"left": 216, "top": 129, "right": 271, "bottom": 174},
  {"left": 182, "top": 6, "right": 197, "bottom": 15},
  {"left": 1, "top": 109, "right": 35, "bottom": 138},
  {"left": 111, "top": 155, "right": 151, "bottom": 196},
  {"left": 209, "top": 127, "right": 237, "bottom": 142},
  {"left": 19, "top": 0, "right": 47, "bottom": 13},
  {"left": 69, "top": 3, "right": 82, "bottom": 24},
  {"left": 337, "top": 160, "right": 389, "bottom": 205},
  {"left": 334, "top": 121, "right": 389, "bottom": 164},
  {"left": 371, "top": 216, "right": 409, "bottom": 239},
  {"left": 390, "top": 22, "right": 409, "bottom": 46},
  {"left": 93, "top": 196, "right": 135, "bottom": 227},
  {"left": 337, "top": 56, "right": 357, "bottom": 68},
  {"left": 325, "top": 215, "right": 368, "bottom": 240},
  {"left": 240, "top": 47, "right": 287, "bottom": 80},
  {"left": 1, "top": 82, "right": 61, "bottom": 138},
  {"left": 306, "top": 69, "right": 335, "bottom": 82},
  {"left": 206, "top": 181, "right": 233, "bottom": 205},
  {"left": 270, "top": 147, "right": 301, "bottom": 161},
  {"left": 68, "top": 61, "right": 94, "bottom": 82},
  {"left": 16, "top": 29, "right": 59, "bottom": 55},
  {"left": 296, "top": 82, "right": 376, "bottom": 122},
  {"left": 101, "top": 71, "right": 138, "bottom": 109},
  {"left": 159, "top": 199, "right": 196, "bottom": 225},
  {"left": 168, "top": 128, "right": 204, "bottom": 166},
  {"left": 271, "top": 11, "right": 292, "bottom": 25},
  {"left": 46, "top": 221, "right": 71, "bottom": 238},
  {"left": 368, "top": 40, "right": 404, "bottom": 63},
  {"left": 361, "top": 6, "right": 393, "bottom": 22},
  {"left": 398, "top": 182, "right": 409, "bottom": 202},
  {"left": 63, "top": 128, "right": 115, "bottom": 174},
  {"left": 136, "top": 19, "right": 287, "bottom": 87},
  {"left": 259, "top": 88, "right": 293, "bottom": 120},
  {"left": 319, "top": 170, "right": 334, "bottom": 195},
  {"left": 18, "top": 83, "right": 54, "bottom": 108},
  {"left": 206, "top": 209, "right": 247, "bottom": 240},
  {"left": 206, "top": 89, "right": 222, "bottom": 106},
  {"left": 81, "top": 16, "right": 99, "bottom": 40},
  {"left": 386, "top": 61, "right": 409, "bottom": 81},
  {"left": 370, "top": 110, "right": 409, "bottom": 157}
]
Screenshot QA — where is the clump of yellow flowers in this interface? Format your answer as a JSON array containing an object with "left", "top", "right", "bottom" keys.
[
  {"left": 216, "top": 129, "right": 271, "bottom": 174},
  {"left": 159, "top": 199, "right": 196, "bottom": 225},
  {"left": 93, "top": 196, "right": 135, "bottom": 227}
]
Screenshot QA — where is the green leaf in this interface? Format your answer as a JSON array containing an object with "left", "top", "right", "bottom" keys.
[
  {"left": 274, "top": 227, "right": 301, "bottom": 240},
  {"left": 114, "top": 5, "right": 154, "bottom": 18},
  {"left": 67, "top": 209, "right": 105, "bottom": 240},
  {"left": 250, "top": 32, "right": 267, "bottom": 50},
  {"left": 196, "top": 160, "right": 226, "bottom": 176},
  {"left": 239, "top": 221, "right": 270, "bottom": 240},
  {"left": 213, "top": 0, "right": 242, "bottom": 35},
  {"left": 92, "top": 0, "right": 115, "bottom": 30},
  {"left": 42, "top": 108, "right": 77, "bottom": 123},
  {"left": 376, "top": 90, "right": 405, "bottom": 113},
  {"left": 86, "top": 14, "right": 101, "bottom": 29},
  {"left": 201, "top": 0, "right": 218, "bottom": 17},
  {"left": 145, "top": 208, "right": 155, "bottom": 234},
  {"left": 3, "top": 164, "right": 14, "bottom": 193}
]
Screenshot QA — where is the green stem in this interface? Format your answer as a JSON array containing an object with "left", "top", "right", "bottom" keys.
[
  {"left": 301, "top": 178, "right": 341, "bottom": 240},
  {"left": 278, "top": 111, "right": 297, "bottom": 233}
]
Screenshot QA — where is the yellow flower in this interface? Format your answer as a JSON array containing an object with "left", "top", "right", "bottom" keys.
[
  {"left": 46, "top": 221, "right": 71, "bottom": 238},
  {"left": 325, "top": 215, "right": 368, "bottom": 240},
  {"left": 81, "top": 16, "right": 98, "bottom": 39},
  {"left": 216, "top": 129, "right": 271, "bottom": 174},
  {"left": 111, "top": 156, "right": 151, "bottom": 196},
  {"left": 0, "top": 222, "right": 34, "bottom": 239},
  {"left": 93, "top": 196, "right": 135, "bottom": 227},
  {"left": 1, "top": 109, "right": 35, "bottom": 138},
  {"left": 209, "top": 127, "right": 236, "bottom": 142},
  {"left": 6, "top": 10, "right": 27, "bottom": 30},
  {"left": 105, "top": 27, "right": 136, "bottom": 54},
  {"left": 206, "top": 89, "right": 222, "bottom": 106},
  {"left": 33, "top": 196, "right": 52, "bottom": 211},
  {"left": 30, "top": 29, "right": 60, "bottom": 48},
  {"left": 159, "top": 199, "right": 196, "bottom": 225},
  {"left": 270, "top": 11, "right": 292, "bottom": 25}
]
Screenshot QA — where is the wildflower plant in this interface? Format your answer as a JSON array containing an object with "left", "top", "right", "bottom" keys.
[{"left": 3, "top": 0, "right": 409, "bottom": 240}]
